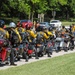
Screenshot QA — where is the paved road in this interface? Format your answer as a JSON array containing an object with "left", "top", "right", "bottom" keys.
[{"left": 0, "top": 49, "right": 75, "bottom": 70}]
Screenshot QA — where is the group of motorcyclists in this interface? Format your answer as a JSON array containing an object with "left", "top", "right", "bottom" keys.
[{"left": 0, "top": 20, "right": 75, "bottom": 66}]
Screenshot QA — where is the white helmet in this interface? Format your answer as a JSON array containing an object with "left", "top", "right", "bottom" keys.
[{"left": 9, "top": 22, "right": 16, "bottom": 28}]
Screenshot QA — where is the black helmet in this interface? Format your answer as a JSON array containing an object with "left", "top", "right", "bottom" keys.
[{"left": 0, "top": 20, "right": 5, "bottom": 28}]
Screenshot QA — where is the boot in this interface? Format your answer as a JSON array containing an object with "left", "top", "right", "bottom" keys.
[{"left": 47, "top": 53, "right": 51, "bottom": 57}]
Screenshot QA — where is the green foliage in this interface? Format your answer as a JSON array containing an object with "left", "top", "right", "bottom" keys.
[
  {"left": 37, "top": 0, "right": 49, "bottom": 13},
  {"left": 0, "top": 0, "right": 75, "bottom": 20},
  {"left": 31, "top": 0, "right": 40, "bottom": 3},
  {"left": 18, "top": 1, "right": 30, "bottom": 14},
  {"left": 2, "top": 3, "right": 10, "bottom": 11},
  {"left": 70, "top": 0, "right": 75, "bottom": 14},
  {"left": 9, "top": 0, "right": 18, "bottom": 9},
  {"left": 57, "top": 0, "right": 67, "bottom": 5}
]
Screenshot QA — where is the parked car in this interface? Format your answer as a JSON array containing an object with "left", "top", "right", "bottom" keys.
[
  {"left": 39, "top": 22, "right": 53, "bottom": 31},
  {"left": 50, "top": 20, "right": 62, "bottom": 30},
  {"left": 17, "top": 20, "right": 33, "bottom": 28}
]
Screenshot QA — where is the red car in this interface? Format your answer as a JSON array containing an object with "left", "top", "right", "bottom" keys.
[{"left": 17, "top": 20, "right": 33, "bottom": 28}]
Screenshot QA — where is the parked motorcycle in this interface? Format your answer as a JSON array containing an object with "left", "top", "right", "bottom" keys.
[
  {"left": 45, "top": 40, "right": 53, "bottom": 57},
  {"left": 21, "top": 32, "right": 35, "bottom": 62},
  {"left": 0, "top": 38, "right": 11, "bottom": 64},
  {"left": 54, "top": 33, "right": 70, "bottom": 52},
  {"left": 35, "top": 33, "right": 46, "bottom": 58}
]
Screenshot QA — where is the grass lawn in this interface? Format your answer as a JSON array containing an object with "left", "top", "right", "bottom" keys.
[
  {"left": 0, "top": 53, "right": 75, "bottom": 75},
  {"left": 62, "top": 21, "right": 75, "bottom": 26}
]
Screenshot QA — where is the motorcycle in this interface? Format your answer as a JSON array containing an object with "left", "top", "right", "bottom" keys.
[
  {"left": 68, "top": 34, "right": 75, "bottom": 50},
  {"left": 45, "top": 39, "right": 54, "bottom": 57},
  {"left": 54, "top": 33, "right": 70, "bottom": 52},
  {"left": 35, "top": 33, "right": 46, "bottom": 58},
  {"left": 0, "top": 38, "right": 11, "bottom": 64},
  {"left": 21, "top": 32, "right": 35, "bottom": 62}
]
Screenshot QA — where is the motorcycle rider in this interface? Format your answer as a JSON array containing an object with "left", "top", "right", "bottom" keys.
[
  {"left": 16, "top": 22, "right": 25, "bottom": 33},
  {"left": 7, "top": 22, "right": 22, "bottom": 65},
  {"left": 43, "top": 27, "right": 53, "bottom": 39},
  {"left": 16, "top": 23, "right": 28, "bottom": 61},
  {"left": 8, "top": 22, "right": 22, "bottom": 45},
  {"left": 0, "top": 21, "right": 17, "bottom": 66},
  {"left": 61, "top": 26, "right": 67, "bottom": 35},
  {"left": 36, "top": 26, "right": 53, "bottom": 57},
  {"left": 25, "top": 24, "right": 37, "bottom": 42},
  {"left": 0, "top": 21, "right": 9, "bottom": 39},
  {"left": 25, "top": 24, "right": 37, "bottom": 58},
  {"left": 42, "top": 27, "right": 53, "bottom": 57},
  {"left": 72, "top": 24, "right": 75, "bottom": 36},
  {"left": 70, "top": 24, "right": 75, "bottom": 48}
]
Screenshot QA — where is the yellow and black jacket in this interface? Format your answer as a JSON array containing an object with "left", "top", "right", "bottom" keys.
[
  {"left": 40, "top": 31, "right": 49, "bottom": 39},
  {"left": 43, "top": 30, "right": 53, "bottom": 40},
  {"left": 0, "top": 28, "right": 9, "bottom": 39},
  {"left": 16, "top": 27, "right": 25, "bottom": 33},
  {"left": 26, "top": 30, "right": 37, "bottom": 38},
  {"left": 25, "top": 30, "right": 37, "bottom": 42},
  {"left": 36, "top": 31, "right": 49, "bottom": 44},
  {"left": 7, "top": 28, "right": 22, "bottom": 44}
]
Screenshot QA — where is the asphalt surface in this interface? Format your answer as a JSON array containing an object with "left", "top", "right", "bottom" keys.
[{"left": 0, "top": 49, "right": 75, "bottom": 70}]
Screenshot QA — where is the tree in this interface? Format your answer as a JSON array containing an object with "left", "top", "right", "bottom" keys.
[
  {"left": 0, "top": 0, "right": 10, "bottom": 17},
  {"left": 46, "top": 0, "right": 68, "bottom": 19},
  {"left": 26, "top": 0, "right": 40, "bottom": 21},
  {"left": 0, "top": 0, "right": 75, "bottom": 21},
  {"left": 69, "top": 0, "right": 75, "bottom": 17}
]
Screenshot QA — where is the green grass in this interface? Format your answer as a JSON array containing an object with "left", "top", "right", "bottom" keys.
[
  {"left": 62, "top": 21, "right": 75, "bottom": 26},
  {"left": 0, "top": 53, "right": 75, "bottom": 75}
]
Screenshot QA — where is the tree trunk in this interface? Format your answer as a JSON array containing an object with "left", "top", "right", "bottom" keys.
[
  {"left": 31, "top": 12, "right": 34, "bottom": 22},
  {"left": 28, "top": 11, "right": 31, "bottom": 20},
  {"left": 66, "top": 11, "right": 69, "bottom": 20}
]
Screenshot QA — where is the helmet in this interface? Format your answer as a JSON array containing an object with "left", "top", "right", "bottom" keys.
[
  {"left": 9, "top": 22, "right": 16, "bottom": 28},
  {"left": 0, "top": 20, "right": 5, "bottom": 28}
]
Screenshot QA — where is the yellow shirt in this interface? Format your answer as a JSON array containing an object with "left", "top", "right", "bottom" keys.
[{"left": 72, "top": 26, "right": 75, "bottom": 32}]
